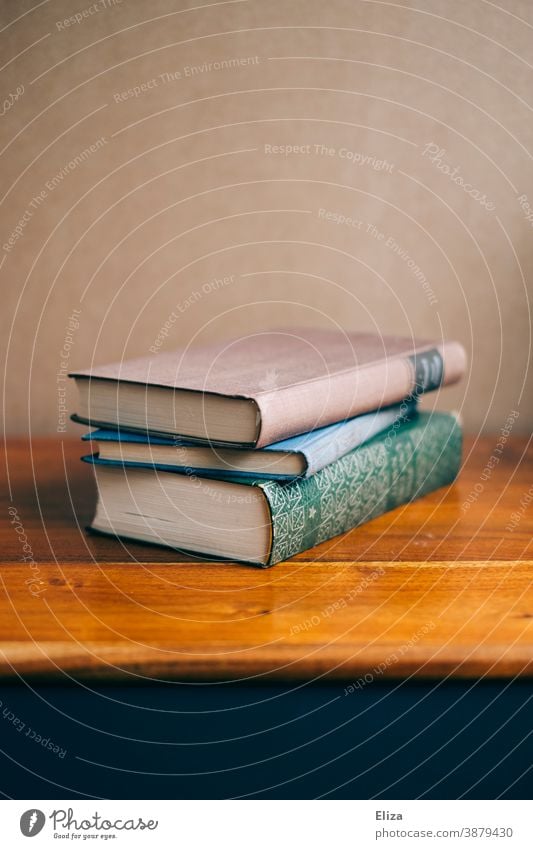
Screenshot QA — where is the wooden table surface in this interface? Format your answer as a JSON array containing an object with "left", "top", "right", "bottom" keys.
[{"left": 1, "top": 435, "right": 532, "bottom": 681}]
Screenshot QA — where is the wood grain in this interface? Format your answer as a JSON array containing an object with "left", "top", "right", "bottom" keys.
[{"left": 1, "top": 437, "right": 532, "bottom": 680}]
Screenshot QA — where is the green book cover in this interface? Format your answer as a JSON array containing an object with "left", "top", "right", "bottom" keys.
[{"left": 257, "top": 411, "right": 462, "bottom": 566}]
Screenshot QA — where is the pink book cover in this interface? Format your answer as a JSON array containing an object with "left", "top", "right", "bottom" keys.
[{"left": 70, "top": 329, "right": 466, "bottom": 447}]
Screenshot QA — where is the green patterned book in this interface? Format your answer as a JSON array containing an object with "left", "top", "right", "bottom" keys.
[{"left": 87, "top": 412, "right": 462, "bottom": 566}]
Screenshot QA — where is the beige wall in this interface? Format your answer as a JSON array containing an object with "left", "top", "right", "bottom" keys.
[{"left": 2, "top": 0, "right": 532, "bottom": 434}]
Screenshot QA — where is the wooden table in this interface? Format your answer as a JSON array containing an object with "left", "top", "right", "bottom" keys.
[{"left": 2, "top": 436, "right": 532, "bottom": 682}]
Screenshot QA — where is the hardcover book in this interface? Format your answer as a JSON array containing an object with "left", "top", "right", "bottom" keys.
[
  {"left": 85, "top": 411, "right": 462, "bottom": 566},
  {"left": 82, "top": 402, "right": 414, "bottom": 480},
  {"left": 70, "top": 329, "right": 466, "bottom": 446}
]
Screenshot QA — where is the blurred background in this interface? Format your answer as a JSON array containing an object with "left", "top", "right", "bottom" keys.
[{"left": 1, "top": 0, "right": 532, "bottom": 434}]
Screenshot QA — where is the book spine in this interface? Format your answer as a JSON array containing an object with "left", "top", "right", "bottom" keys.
[
  {"left": 254, "top": 341, "right": 466, "bottom": 447},
  {"left": 259, "top": 413, "right": 462, "bottom": 566}
]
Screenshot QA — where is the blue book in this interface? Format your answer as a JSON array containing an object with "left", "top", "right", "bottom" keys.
[
  {"left": 84, "top": 412, "right": 460, "bottom": 565},
  {"left": 82, "top": 402, "right": 416, "bottom": 480}
]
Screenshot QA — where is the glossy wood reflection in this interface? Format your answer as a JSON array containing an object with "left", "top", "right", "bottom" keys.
[{"left": 1, "top": 437, "right": 532, "bottom": 680}]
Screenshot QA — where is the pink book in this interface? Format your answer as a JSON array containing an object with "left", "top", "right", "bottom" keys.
[{"left": 70, "top": 329, "right": 466, "bottom": 447}]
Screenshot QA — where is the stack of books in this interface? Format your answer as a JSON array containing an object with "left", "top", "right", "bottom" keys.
[{"left": 70, "top": 329, "right": 466, "bottom": 566}]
